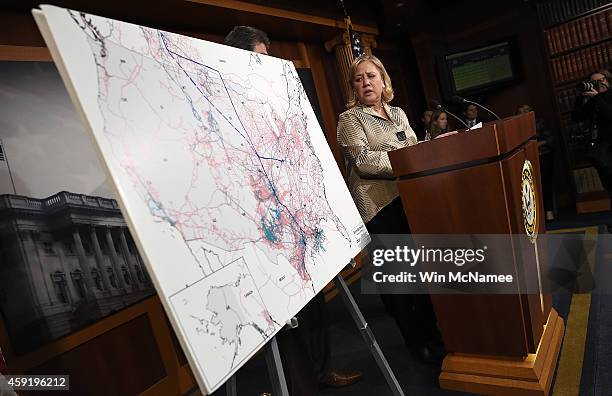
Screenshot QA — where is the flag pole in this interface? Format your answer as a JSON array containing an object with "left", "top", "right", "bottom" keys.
[{"left": 0, "top": 139, "right": 17, "bottom": 195}]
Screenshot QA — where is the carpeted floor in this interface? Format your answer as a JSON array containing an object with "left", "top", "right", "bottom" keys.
[
  {"left": 577, "top": 227, "right": 612, "bottom": 396},
  {"left": 207, "top": 214, "right": 612, "bottom": 396}
]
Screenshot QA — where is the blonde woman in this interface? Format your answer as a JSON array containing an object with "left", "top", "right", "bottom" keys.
[
  {"left": 337, "top": 54, "right": 417, "bottom": 227},
  {"left": 337, "top": 54, "right": 443, "bottom": 364}
]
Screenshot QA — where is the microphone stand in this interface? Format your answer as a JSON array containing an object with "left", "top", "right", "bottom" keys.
[
  {"left": 444, "top": 110, "right": 469, "bottom": 129},
  {"left": 430, "top": 101, "right": 469, "bottom": 129},
  {"left": 464, "top": 99, "right": 501, "bottom": 121}
]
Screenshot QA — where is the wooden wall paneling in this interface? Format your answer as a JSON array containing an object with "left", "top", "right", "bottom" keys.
[
  {"left": 411, "top": 33, "right": 445, "bottom": 109},
  {"left": 0, "top": 11, "right": 46, "bottom": 47},
  {"left": 303, "top": 42, "right": 346, "bottom": 174},
  {"left": 269, "top": 40, "right": 301, "bottom": 60},
  {"left": 137, "top": 298, "right": 197, "bottom": 396},
  {"left": 375, "top": 41, "right": 420, "bottom": 127},
  {"left": 186, "top": 0, "right": 378, "bottom": 36},
  {"left": 4, "top": 1, "right": 377, "bottom": 44},
  {"left": 1, "top": 295, "right": 198, "bottom": 396},
  {"left": 26, "top": 313, "right": 167, "bottom": 396},
  {"left": 0, "top": 45, "right": 50, "bottom": 61}
]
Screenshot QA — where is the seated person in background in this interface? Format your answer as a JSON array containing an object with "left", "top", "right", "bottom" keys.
[
  {"left": 428, "top": 109, "right": 448, "bottom": 140},
  {"left": 225, "top": 25, "right": 363, "bottom": 394},
  {"left": 337, "top": 54, "right": 444, "bottom": 364},
  {"left": 421, "top": 109, "right": 433, "bottom": 140},
  {"left": 516, "top": 105, "right": 555, "bottom": 221},
  {"left": 462, "top": 103, "right": 481, "bottom": 128}
]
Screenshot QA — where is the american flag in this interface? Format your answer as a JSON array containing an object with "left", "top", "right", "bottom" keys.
[
  {"left": 348, "top": 24, "right": 363, "bottom": 58},
  {"left": 0, "top": 140, "right": 5, "bottom": 161}
]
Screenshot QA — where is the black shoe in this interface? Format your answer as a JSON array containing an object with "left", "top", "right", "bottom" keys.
[
  {"left": 408, "top": 343, "right": 446, "bottom": 365},
  {"left": 319, "top": 370, "right": 363, "bottom": 388},
  {"left": 427, "top": 338, "right": 447, "bottom": 360}
]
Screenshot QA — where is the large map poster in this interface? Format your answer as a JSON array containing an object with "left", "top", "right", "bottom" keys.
[{"left": 34, "top": 5, "right": 369, "bottom": 393}]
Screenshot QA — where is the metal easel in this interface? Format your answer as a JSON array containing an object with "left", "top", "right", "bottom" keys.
[{"left": 225, "top": 260, "right": 405, "bottom": 396}]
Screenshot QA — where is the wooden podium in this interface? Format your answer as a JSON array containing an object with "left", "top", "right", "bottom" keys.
[{"left": 388, "top": 112, "right": 564, "bottom": 396}]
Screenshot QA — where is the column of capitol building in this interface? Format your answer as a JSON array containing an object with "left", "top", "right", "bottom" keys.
[{"left": 0, "top": 191, "right": 153, "bottom": 353}]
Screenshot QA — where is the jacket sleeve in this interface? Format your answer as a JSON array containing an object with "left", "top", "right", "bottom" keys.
[
  {"left": 573, "top": 94, "right": 602, "bottom": 123},
  {"left": 337, "top": 112, "right": 395, "bottom": 179}
]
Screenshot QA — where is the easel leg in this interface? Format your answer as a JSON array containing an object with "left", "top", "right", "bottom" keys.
[
  {"left": 225, "top": 375, "right": 237, "bottom": 396},
  {"left": 264, "top": 336, "right": 290, "bottom": 396},
  {"left": 334, "top": 274, "right": 405, "bottom": 396}
]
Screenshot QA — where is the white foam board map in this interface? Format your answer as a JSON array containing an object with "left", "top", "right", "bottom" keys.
[{"left": 33, "top": 5, "right": 369, "bottom": 393}]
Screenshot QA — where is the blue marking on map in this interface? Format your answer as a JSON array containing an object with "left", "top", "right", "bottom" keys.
[
  {"left": 261, "top": 217, "right": 279, "bottom": 243},
  {"left": 313, "top": 229, "right": 326, "bottom": 252}
]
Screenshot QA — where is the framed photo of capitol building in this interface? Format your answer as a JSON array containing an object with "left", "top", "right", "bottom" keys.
[{"left": 0, "top": 56, "right": 156, "bottom": 355}]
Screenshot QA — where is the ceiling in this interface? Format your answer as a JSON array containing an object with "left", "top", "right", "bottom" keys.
[
  {"left": 2, "top": 0, "right": 519, "bottom": 43},
  {"left": 1, "top": 0, "right": 379, "bottom": 42}
]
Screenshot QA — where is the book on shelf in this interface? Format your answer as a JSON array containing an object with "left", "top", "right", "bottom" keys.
[
  {"left": 559, "top": 56, "right": 568, "bottom": 81},
  {"left": 579, "top": 17, "right": 589, "bottom": 45},
  {"left": 589, "top": 14, "right": 607, "bottom": 41},
  {"left": 571, "top": 53, "right": 579, "bottom": 81},
  {"left": 568, "top": 21, "right": 576, "bottom": 48},
  {"left": 553, "top": 29, "right": 562, "bottom": 53},
  {"left": 547, "top": 7, "right": 612, "bottom": 57},
  {"left": 588, "top": 46, "right": 597, "bottom": 71},
  {"left": 588, "top": 46, "right": 598, "bottom": 73},
  {"left": 546, "top": 31, "right": 554, "bottom": 55},
  {"left": 599, "top": 10, "right": 610, "bottom": 37},
  {"left": 559, "top": 25, "right": 569, "bottom": 52}
]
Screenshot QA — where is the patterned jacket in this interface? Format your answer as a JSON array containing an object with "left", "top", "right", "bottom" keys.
[{"left": 337, "top": 104, "right": 417, "bottom": 223}]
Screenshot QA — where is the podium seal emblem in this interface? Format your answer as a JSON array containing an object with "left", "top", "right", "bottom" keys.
[{"left": 521, "top": 159, "right": 537, "bottom": 242}]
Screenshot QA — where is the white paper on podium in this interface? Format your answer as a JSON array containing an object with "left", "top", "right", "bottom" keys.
[{"left": 468, "top": 122, "right": 483, "bottom": 130}]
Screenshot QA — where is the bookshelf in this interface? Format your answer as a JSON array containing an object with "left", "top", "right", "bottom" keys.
[{"left": 537, "top": 1, "right": 611, "bottom": 211}]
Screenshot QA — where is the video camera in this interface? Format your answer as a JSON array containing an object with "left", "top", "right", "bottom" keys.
[{"left": 577, "top": 80, "right": 601, "bottom": 93}]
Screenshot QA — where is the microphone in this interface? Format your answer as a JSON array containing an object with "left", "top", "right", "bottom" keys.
[
  {"left": 429, "top": 99, "right": 443, "bottom": 110},
  {"left": 430, "top": 99, "right": 469, "bottom": 129},
  {"left": 451, "top": 95, "right": 501, "bottom": 121}
]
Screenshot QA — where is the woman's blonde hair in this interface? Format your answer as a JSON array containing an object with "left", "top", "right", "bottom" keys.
[{"left": 346, "top": 54, "right": 394, "bottom": 109}]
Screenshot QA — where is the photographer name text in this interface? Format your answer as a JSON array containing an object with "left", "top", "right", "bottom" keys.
[{"left": 373, "top": 271, "right": 514, "bottom": 283}]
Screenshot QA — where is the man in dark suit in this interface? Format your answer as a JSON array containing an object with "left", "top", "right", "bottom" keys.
[
  {"left": 223, "top": 26, "right": 363, "bottom": 395},
  {"left": 462, "top": 103, "right": 481, "bottom": 128}
]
